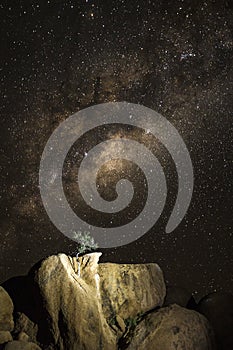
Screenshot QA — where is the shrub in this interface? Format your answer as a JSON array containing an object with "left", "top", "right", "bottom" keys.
[{"left": 73, "top": 231, "right": 98, "bottom": 257}]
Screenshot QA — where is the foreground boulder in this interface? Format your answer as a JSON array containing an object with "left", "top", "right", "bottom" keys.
[
  {"left": 0, "top": 287, "right": 14, "bottom": 332},
  {"left": 32, "top": 253, "right": 166, "bottom": 350},
  {"left": 1, "top": 253, "right": 216, "bottom": 350},
  {"left": 127, "top": 304, "right": 216, "bottom": 350},
  {"left": 33, "top": 253, "right": 115, "bottom": 350}
]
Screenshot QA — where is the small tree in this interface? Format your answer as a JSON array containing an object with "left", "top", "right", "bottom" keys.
[{"left": 73, "top": 231, "right": 98, "bottom": 258}]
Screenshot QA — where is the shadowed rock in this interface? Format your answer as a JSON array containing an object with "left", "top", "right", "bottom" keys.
[
  {"left": 197, "top": 292, "right": 233, "bottom": 350},
  {"left": 164, "top": 285, "right": 197, "bottom": 309},
  {"left": 13, "top": 312, "right": 38, "bottom": 343}
]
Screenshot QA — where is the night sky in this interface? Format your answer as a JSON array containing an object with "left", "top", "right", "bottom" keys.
[{"left": 0, "top": 0, "right": 232, "bottom": 299}]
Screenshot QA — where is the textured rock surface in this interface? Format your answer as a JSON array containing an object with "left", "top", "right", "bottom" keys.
[
  {"left": 127, "top": 304, "right": 216, "bottom": 350},
  {"left": 1, "top": 253, "right": 216, "bottom": 350},
  {"left": 197, "top": 292, "right": 233, "bottom": 350},
  {"left": 17, "top": 331, "right": 30, "bottom": 341},
  {"left": 34, "top": 253, "right": 116, "bottom": 350},
  {"left": 3, "top": 340, "right": 42, "bottom": 349},
  {"left": 0, "top": 331, "right": 13, "bottom": 344},
  {"left": 0, "top": 287, "right": 14, "bottom": 331},
  {"left": 13, "top": 312, "right": 38, "bottom": 343},
  {"left": 98, "top": 262, "right": 165, "bottom": 321},
  {"left": 31, "top": 253, "right": 166, "bottom": 349}
]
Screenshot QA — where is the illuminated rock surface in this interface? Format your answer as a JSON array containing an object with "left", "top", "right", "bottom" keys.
[
  {"left": 127, "top": 304, "right": 215, "bottom": 350},
  {"left": 0, "top": 253, "right": 217, "bottom": 349}
]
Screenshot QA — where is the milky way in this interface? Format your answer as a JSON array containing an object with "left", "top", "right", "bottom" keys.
[{"left": 0, "top": 0, "right": 232, "bottom": 299}]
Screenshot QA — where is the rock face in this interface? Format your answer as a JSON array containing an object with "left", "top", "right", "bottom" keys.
[
  {"left": 98, "top": 262, "right": 165, "bottom": 321},
  {"left": 127, "top": 304, "right": 216, "bottom": 350},
  {"left": 0, "top": 287, "right": 14, "bottom": 332},
  {"left": 0, "top": 253, "right": 216, "bottom": 350},
  {"left": 33, "top": 253, "right": 115, "bottom": 350},
  {"left": 32, "top": 253, "right": 166, "bottom": 350}
]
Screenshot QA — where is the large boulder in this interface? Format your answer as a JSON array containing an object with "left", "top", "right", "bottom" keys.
[
  {"left": 0, "top": 287, "right": 14, "bottom": 331},
  {"left": 33, "top": 253, "right": 116, "bottom": 350},
  {"left": 197, "top": 292, "right": 233, "bottom": 350},
  {"left": 31, "top": 253, "right": 166, "bottom": 349},
  {"left": 127, "top": 304, "right": 216, "bottom": 350},
  {"left": 98, "top": 262, "right": 165, "bottom": 321}
]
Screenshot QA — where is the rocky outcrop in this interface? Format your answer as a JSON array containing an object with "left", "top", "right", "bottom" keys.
[
  {"left": 31, "top": 253, "right": 166, "bottom": 350},
  {"left": 34, "top": 253, "right": 115, "bottom": 350},
  {"left": 126, "top": 304, "right": 216, "bottom": 350},
  {"left": 0, "top": 253, "right": 217, "bottom": 350}
]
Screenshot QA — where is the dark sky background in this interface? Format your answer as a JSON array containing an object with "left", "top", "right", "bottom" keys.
[{"left": 0, "top": 0, "right": 232, "bottom": 299}]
